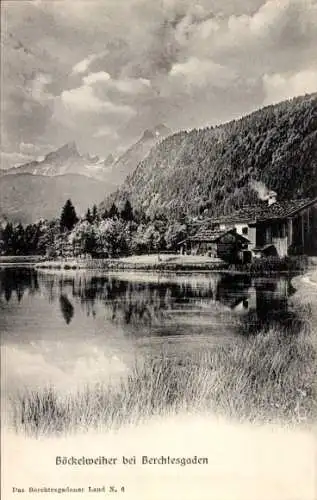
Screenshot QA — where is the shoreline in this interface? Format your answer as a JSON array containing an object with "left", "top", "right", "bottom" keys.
[{"left": 1, "top": 254, "right": 315, "bottom": 275}]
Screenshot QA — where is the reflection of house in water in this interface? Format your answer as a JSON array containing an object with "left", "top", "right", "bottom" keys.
[
  {"left": 37, "top": 272, "right": 294, "bottom": 331},
  {"left": 214, "top": 274, "right": 294, "bottom": 322},
  {"left": 1, "top": 268, "right": 297, "bottom": 335},
  {"left": 215, "top": 274, "right": 252, "bottom": 309},
  {"left": 220, "top": 276, "right": 300, "bottom": 334}
]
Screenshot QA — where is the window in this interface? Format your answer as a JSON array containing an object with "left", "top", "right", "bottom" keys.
[{"left": 242, "top": 226, "right": 248, "bottom": 235}]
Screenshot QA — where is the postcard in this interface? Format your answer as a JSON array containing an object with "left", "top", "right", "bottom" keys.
[{"left": 1, "top": 1, "right": 316, "bottom": 499}]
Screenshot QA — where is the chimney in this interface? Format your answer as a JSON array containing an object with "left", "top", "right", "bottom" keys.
[{"left": 267, "top": 191, "right": 277, "bottom": 206}]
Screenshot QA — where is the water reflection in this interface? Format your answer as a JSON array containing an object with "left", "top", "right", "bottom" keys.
[
  {"left": 0, "top": 268, "right": 39, "bottom": 303},
  {"left": 0, "top": 268, "right": 301, "bottom": 336},
  {"left": 59, "top": 294, "right": 74, "bottom": 325}
]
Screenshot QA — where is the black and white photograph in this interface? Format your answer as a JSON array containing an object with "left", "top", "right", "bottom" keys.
[{"left": 1, "top": 1, "right": 317, "bottom": 499}]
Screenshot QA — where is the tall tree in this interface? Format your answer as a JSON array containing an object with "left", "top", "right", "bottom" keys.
[
  {"left": 1, "top": 223, "right": 14, "bottom": 254},
  {"left": 109, "top": 203, "right": 119, "bottom": 219},
  {"left": 12, "top": 224, "right": 25, "bottom": 255},
  {"left": 120, "top": 200, "right": 134, "bottom": 221},
  {"left": 85, "top": 208, "right": 93, "bottom": 224},
  {"left": 60, "top": 199, "right": 78, "bottom": 232},
  {"left": 102, "top": 208, "right": 109, "bottom": 220},
  {"left": 92, "top": 204, "right": 98, "bottom": 222}
]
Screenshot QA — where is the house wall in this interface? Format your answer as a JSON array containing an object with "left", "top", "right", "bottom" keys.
[
  {"left": 272, "top": 234, "right": 288, "bottom": 257},
  {"left": 243, "top": 224, "right": 256, "bottom": 250},
  {"left": 220, "top": 222, "right": 256, "bottom": 250},
  {"left": 194, "top": 242, "right": 217, "bottom": 256},
  {"left": 309, "top": 204, "right": 317, "bottom": 254},
  {"left": 234, "top": 223, "right": 248, "bottom": 235},
  {"left": 288, "top": 202, "right": 317, "bottom": 255},
  {"left": 213, "top": 222, "right": 256, "bottom": 256},
  {"left": 189, "top": 234, "right": 248, "bottom": 262},
  {"left": 256, "top": 220, "right": 289, "bottom": 257}
]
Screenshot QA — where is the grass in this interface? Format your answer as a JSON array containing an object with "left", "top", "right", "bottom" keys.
[
  {"left": 232, "top": 256, "right": 310, "bottom": 275},
  {"left": 35, "top": 254, "right": 229, "bottom": 271},
  {"left": 28, "top": 254, "right": 314, "bottom": 273},
  {"left": 9, "top": 319, "right": 317, "bottom": 437},
  {"left": 0, "top": 255, "right": 45, "bottom": 264}
]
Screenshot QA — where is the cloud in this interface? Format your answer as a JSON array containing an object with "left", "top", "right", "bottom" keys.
[
  {"left": 56, "top": 72, "right": 151, "bottom": 141},
  {"left": 110, "top": 78, "right": 151, "bottom": 95},
  {"left": 30, "top": 72, "right": 53, "bottom": 103},
  {"left": 72, "top": 56, "right": 96, "bottom": 75},
  {"left": 93, "top": 127, "right": 119, "bottom": 139},
  {"left": 72, "top": 52, "right": 109, "bottom": 75},
  {"left": 169, "top": 57, "right": 236, "bottom": 90},
  {"left": 0, "top": 151, "right": 33, "bottom": 170},
  {"left": 83, "top": 72, "right": 152, "bottom": 96},
  {"left": 184, "top": 0, "right": 317, "bottom": 75},
  {"left": 249, "top": 0, "right": 317, "bottom": 43},
  {"left": 19, "top": 142, "right": 41, "bottom": 156},
  {"left": 263, "top": 69, "right": 317, "bottom": 104},
  {"left": 2, "top": 0, "right": 317, "bottom": 156},
  {"left": 60, "top": 85, "right": 136, "bottom": 117},
  {"left": 83, "top": 72, "right": 111, "bottom": 85},
  {"left": 0, "top": 141, "right": 56, "bottom": 169}
]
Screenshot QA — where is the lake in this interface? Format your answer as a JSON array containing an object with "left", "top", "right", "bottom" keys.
[{"left": 0, "top": 268, "right": 301, "bottom": 395}]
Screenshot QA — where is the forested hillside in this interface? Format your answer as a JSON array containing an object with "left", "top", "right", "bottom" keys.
[{"left": 107, "top": 93, "right": 317, "bottom": 219}]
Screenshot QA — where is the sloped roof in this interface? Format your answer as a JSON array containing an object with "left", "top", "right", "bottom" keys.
[
  {"left": 189, "top": 228, "right": 249, "bottom": 243},
  {"left": 211, "top": 197, "right": 317, "bottom": 223}
]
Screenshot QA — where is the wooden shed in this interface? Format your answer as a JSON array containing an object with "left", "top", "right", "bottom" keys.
[{"left": 178, "top": 229, "right": 250, "bottom": 263}]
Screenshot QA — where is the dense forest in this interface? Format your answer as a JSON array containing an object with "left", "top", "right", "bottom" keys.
[
  {"left": 105, "top": 93, "right": 317, "bottom": 219},
  {"left": 0, "top": 199, "right": 187, "bottom": 257}
]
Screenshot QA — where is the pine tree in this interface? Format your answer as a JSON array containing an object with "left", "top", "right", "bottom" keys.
[
  {"left": 85, "top": 208, "right": 93, "bottom": 224},
  {"left": 60, "top": 199, "right": 78, "bottom": 231},
  {"left": 102, "top": 208, "right": 109, "bottom": 220},
  {"left": 109, "top": 203, "right": 119, "bottom": 219},
  {"left": 120, "top": 200, "right": 134, "bottom": 221},
  {"left": 1, "top": 223, "right": 14, "bottom": 254},
  {"left": 92, "top": 204, "right": 98, "bottom": 222},
  {"left": 12, "top": 223, "right": 25, "bottom": 255}
]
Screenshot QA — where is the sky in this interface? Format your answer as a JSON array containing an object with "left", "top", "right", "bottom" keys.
[{"left": 1, "top": 0, "right": 317, "bottom": 167}]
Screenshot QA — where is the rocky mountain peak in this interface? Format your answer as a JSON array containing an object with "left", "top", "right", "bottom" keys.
[
  {"left": 104, "top": 154, "right": 115, "bottom": 167},
  {"left": 141, "top": 124, "right": 171, "bottom": 141},
  {"left": 44, "top": 141, "right": 80, "bottom": 162},
  {"left": 153, "top": 123, "right": 171, "bottom": 137}
]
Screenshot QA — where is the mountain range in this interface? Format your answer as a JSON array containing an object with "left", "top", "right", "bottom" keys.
[
  {"left": 0, "top": 124, "right": 171, "bottom": 223},
  {"left": 2, "top": 141, "right": 110, "bottom": 180},
  {"left": 3, "top": 93, "right": 317, "bottom": 225},
  {"left": 106, "top": 93, "right": 317, "bottom": 219}
]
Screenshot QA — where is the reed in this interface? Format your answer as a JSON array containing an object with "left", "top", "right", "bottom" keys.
[{"left": 9, "top": 322, "right": 317, "bottom": 436}]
